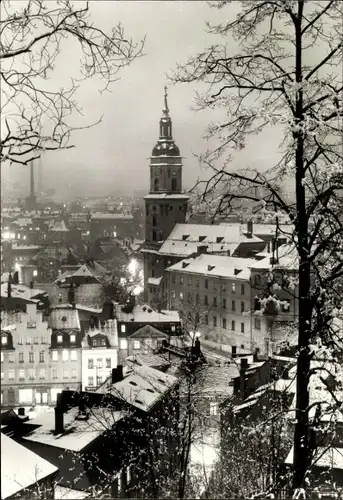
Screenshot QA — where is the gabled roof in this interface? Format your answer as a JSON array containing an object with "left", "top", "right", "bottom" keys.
[
  {"left": 48, "top": 219, "right": 69, "bottom": 232},
  {"left": 49, "top": 308, "right": 81, "bottom": 330},
  {"left": 129, "top": 325, "right": 169, "bottom": 339},
  {"left": 1, "top": 433, "right": 58, "bottom": 499}
]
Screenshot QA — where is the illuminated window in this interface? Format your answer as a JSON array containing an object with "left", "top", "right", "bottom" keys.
[
  {"left": 33, "top": 270, "right": 38, "bottom": 277},
  {"left": 8, "top": 370, "right": 14, "bottom": 380},
  {"left": 210, "top": 402, "right": 218, "bottom": 416},
  {"left": 39, "top": 368, "right": 45, "bottom": 379},
  {"left": 57, "top": 335, "right": 63, "bottom": 343},
  {"left": 19, "top": 369, "right": 25, "bottom": 380},
  {"left": 63, "top": 369, "right": 68, "bottom": 379},
  {"left": 120, "top": 324, "right": 126, "bottom": 333},
  {"left": 71, "top": 350, "right": 77, "bottom": 361},
  {"left": 52, "top": 351, "right": 58, "bottom": 361},
  {"left": 1, "top": 336, "right": 7, "bottom": 345},
  {"left": 232, "top": 283, "right": 236, "bottom": 293},
  {"left": 120, "top": 339, "right": 128, "bottom": 349},
  {"left": 70, "top": 334, "right": 76, "bottom": 343},
  {"left": 134, "top": 341, "right": 140, "bottom": 350},
  {"left": 62, "top": 350, "right": 68, "bottom": 361}
]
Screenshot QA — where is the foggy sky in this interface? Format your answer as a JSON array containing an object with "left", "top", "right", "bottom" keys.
[{"left": 3, "top": 1, "right": 284, "bottom": 199}]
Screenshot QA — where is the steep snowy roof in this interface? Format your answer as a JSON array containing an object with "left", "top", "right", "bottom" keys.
[
  {"left": 249, "top": 244, "right": 299, "bottom": 270},
  {"left": 115, "top": 304, "right": 180, "bottom": 324},
  {"left": 49, "top": 308, "right": 81, "bottom": 330},
  {"left": 1, "top": 433, "right": 58, "bottom": 499},
  {"left": 167, "top": 254, "right": 257, "bottom": 280}
]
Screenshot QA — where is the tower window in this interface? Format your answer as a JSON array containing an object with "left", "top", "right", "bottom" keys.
[
  {"left": 152, "top": 215, "right": 157, "bottom": 226},
  {"left": 171, "top": 177, "right": 177, "bottom": 191},
  {"left": 170, "top": 206, "right": 173, "bottom": 211},
  {"left": 154, "top": 178, "right": 159, "bottom": 191},
  {"left": 153, "top": 205, "right": 156, "bottom": 212},
  {"left": 152, "top": 231, "right": 157, "bottom": 241}
]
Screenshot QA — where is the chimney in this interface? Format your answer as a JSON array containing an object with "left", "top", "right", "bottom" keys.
[
  {"left": 103, "top": 301, "right": 115, "bottom": 320},
  {"left": 247, "top": 220, "right": 253, "bottom": 238},
  {"left": 30, "top": 161, "right": 35, "bottom": 198},
  {"left": 239, "top": 358, "right": 248, "bottom": 400},
  {"left": 68, "top": 285, "right": 75, "bottom": 308},
  {"left": 196, "top": 245, "right": 208, "bottom": 256},
  {"left": 54, "top": 393, "right": 64, "bottom": 434},
  {"left": 18, "top": 407, "right": 25, "bottom": 416},
  {"left": 13, "top": 271, "right": 19, "bottom": 285},
  {"left": 7, "top": 280, "right": 11, "bottom": 299},
  {"left": 112, "top": 365, "right": 123, "bottom": 384}
]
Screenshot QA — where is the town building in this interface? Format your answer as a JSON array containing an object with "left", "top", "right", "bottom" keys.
[
  {"left": 0, "top": 280, "right": 49, "bottom": 313},
  {"left": 1, "top": 304, "right": 54, "bottom": 407},
  {"left": 81, "top": 319, "right": 118, "bottom": 391},
  {"left": 2, "top": 362, "right": 180, "bottom": 498},
  {"left": 90, "top": 212, "right": 135, "bottom": 241},
  {"left": 141, "top": 87, "right": 190, "bottom": 306}
]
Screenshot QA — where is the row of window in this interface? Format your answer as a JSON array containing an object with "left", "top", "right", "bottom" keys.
[
  {"left": 1, "top": 336, "right": 50, "bottom": 345},
  {"left": 171, "top": 275, "right": 246, "bottom": 294},
  {"left": 172, "top": 292, "right": 246, "bottom": 312},
  {"left": 1, "top": 368, "right": 78, "bottom": 380},
  {"left": 88, "top": 358, "right": 112, "bottom": 369},
  {"left": 1, "top": 350, "right": 78, "bottom": 363},
  {"left": 192, "top": 315, "right": 261, "bottom": 331}
]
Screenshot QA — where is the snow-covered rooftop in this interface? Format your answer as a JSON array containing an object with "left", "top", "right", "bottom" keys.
[
  {"left": 97, "top": 362, "right": 178, "bottom": 413},
  {"left": 23, "top": 406, "right": 124, "bottom": 452},
  {"left": 54, "top": 485, "right": 91, "bottom": 499},
  {"left": 115, "top": 304, "right": 180, "bottom": 324},
  {"left": 91, "top": 213, "right": 133, "bottom": 220},
  {"left": 167, "top": 254, "right": 257, "bottom": 280},
  {"left": 143, "top": 194, "right": 190, "bottom": 200},
  {"left": 249, "top": 244, "right": 299, "bottom": 271},
  {"left": 1, "top": 433, "right": 58, "bottom": 499},
  {"left": 0, "top": 282, "right": 47, "bottom": 302},
  {"left": 49, "top": 308, "right": 81, "bottom": 331}
]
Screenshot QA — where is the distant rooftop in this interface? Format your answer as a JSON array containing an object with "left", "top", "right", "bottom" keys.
[
  {"left": 115, "top": 304, "right": 180, "bottom": 324},
  {"left": 49, "top": 308, "right": 81, "bottom": 331},
  {"left": 91, "top": 213, "right": 133, "bottom": 220}
]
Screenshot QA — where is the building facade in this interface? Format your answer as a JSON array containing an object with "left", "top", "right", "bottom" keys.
[{"left": 141, "top": 87, "right": 189, "bottom": 306}]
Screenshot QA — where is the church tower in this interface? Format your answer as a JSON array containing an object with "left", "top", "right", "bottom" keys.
[{"left": 142, "top": 87, "right": 189, "bottom": 304}]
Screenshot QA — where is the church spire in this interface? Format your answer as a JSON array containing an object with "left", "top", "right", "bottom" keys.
[
  {"left": 159, "top": 86, "right": 172, "bottom": 139},
  {"left": 162, "top": 85, "right": 169, "bottom": 116}
]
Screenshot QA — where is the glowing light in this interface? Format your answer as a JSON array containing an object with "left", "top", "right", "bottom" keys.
[
  {"left": 120, "top": 277, "right": 127, "bottom": 285},
  {"left": 33, "top": 270, "right": 38, "bottom": 277},
  {"left": 113, "top": 231, "right": 117, "bottom": 237},
  {"left": 14, "top": 262, "right": 21, "bottom": 271},
  {"left": 3, "top": 232, "right": 10, "bottom": 239},
  {"left": 132, "top": 285, "right": 143, "bottom": 296},
  {"left": 128, "top": 259, "right": 138, "bottom": 276}
]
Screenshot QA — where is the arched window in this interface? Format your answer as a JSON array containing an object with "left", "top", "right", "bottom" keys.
[
  {"left": 152, "top": 215, "right": 157, "bottom": 226},
  {"left": 171, "top": 177, "right": 177, "bottom": 191},
  {"left": 154, "top": 178, "right": 159, "bottom": 191},
  {"left": 152, "top": 230, "right": 157, "bottom": 241},
  {"left": 152, "top": 205, "right": 156, "bottom": 212}
]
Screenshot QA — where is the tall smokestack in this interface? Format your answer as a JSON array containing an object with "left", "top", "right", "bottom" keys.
[{"left": 30, "top": 161, "right": 35, "bottom": 198}]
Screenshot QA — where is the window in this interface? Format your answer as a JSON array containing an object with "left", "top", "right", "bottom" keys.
[
  {"left": 52, "top": 369, "right": 57, "bottom": 379},
  {"left": 57, "top": 335, "right": 63, "bottom": 343},
  {"left": 97, "top": 358, "right": 103, "bottom": 369},
  {"left": 88, "top": 358, "right": 94, "bottom": 369},
  {"left": 19, "top": 389, "right": 32, "bottom": 404},
  {"left": 241, "top": 344, "right": 245, "bottom": 349},
  {"left": 29, "top": 352, "right": 34, "bottom": 363},
  {"left": 52, "top": 351, "right": 58, "bottom": 361},
  {"left": 19, "top": 352, "right": 24, "bottom": 363},
  {"left": 172, "top": 290, "right": 176, "bottom": 299},
  {"left": 204, "top": 295, "right": 208, "bottom": 306},
  {"left": 1, "top": 371, "right": 3, "bottom": 380},
  {"left": 232, "top": 320, "right": 235, "bottom": 331},
  {"left": 222, "top": 318, "right": 227, "bottom": 329},
  {"left": 255, "top": 275, "right": 261, "bottom": 285},
  {"left": 88, "top": 376, "right": 94, "bottom": 386},
  {"left": 96, "top": 375, "right": 102, "bottom": 386},
  {"left": 29, "top": 369, "right": 35, "bottom": 380},
  {"left": 241, "top": 322, "right": 245, "bottom": 333},
  {"left": 210, "top": 402, "right": 218, "bottom": 416},
  {"left": 213, "top": 316, "right": 217, "bottom": 327},
  {"left": 1, "top": 336, "right": 8, "bottom": 345},
  {"left": 134, "top": 340, "right": 140, "bottom": 350},
  {"left": 254, "top": 318, "right": 261, "bottom": 330},
  {"left": 187, "top": 292, "right": 192, "bottom": 303},
  {"left": 205, "top": 279, "right": 208, "bottom": 289},
  {"left": 33, "top": 337, "right": 39, "bottom": 344},
  {"left": 8, "top": 352, "right": 14, "bottom": 363},
  {"left": 188, "top": 276, "right": 192, "bottom": 286},
  {"left": 222, "top": 282, "right": 227, "bottom": 291},
  {"left": 213, "top": 281, "right": 217, "bottom": 290},
  {"left": 106, "top": 358, "right": 111, "bottom": 368},
  {"left": 39, "top": 351, "right": 45, "bottom": 363},
  {"left": 213, "top": 297, "right": 217, "bottom": 307},
  {"left": 232, "top": 300, "right": 236, "bottom": 311},
  {"left": 196, "top": 279, "right": 200, "bottom": 288},
  {"left": 9, "top": 370, "right": 14, "bottom": 380},
  {"left": 26, "top": 336, "right": 32, "bottom": 344},
  {"left": 241, "top": 302, "right": 245, "bottom": 313},
  {"left": 101, "top": 339, "right": 106, "bottom": 346},
  {"left": 241, "top": 284, "right": 245, "bottom": 295},
  {"left": 180, "top": 275, "right": 184, "bottom": 285},
  {"left": 39, "top": 368, "right": 45, "bottom": 379},
  {"left": 222, "top": 298, "right": 226, "bottom": 309},
  {"left": 71, "top": 369, "right": 77, "bottom": 379},
  {"left": 204, "top": 314, "right": 208, "bottom": 325},
  {"left": 19, "top": 369, "right": 25, "bottom": 380},
  {"left": 33, "top": 270, "right": 38, "bottom": 277},
  {"left": 232, "top": 283, "right": 236, "bottom": 293},
  {"left": 180, "top": 292, "right": 184, "bottom": 301},
  {"left": 172, "top": 274, "right": 176, "bottom": 283},
  {"left": 70, "top": 334, "right": 76, "bottom": 343},
  {"left": 120, "top": 339, "right": 128, "bottom": 349},
  {"left": 62, "top": 350, "right": 68, "bottom": 362},
  {"left": 121, "top": 324, "right": 126, "bottom": 333},
  {"left": 63, "top": 369, "right": 68, "bottom": 379},
  {"left": 18, "top": 337, "right": 23, "bottom": 345},
  {"left": 69, "top": 350, "right": 77, "bottom": 361}
]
